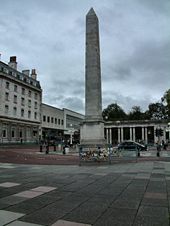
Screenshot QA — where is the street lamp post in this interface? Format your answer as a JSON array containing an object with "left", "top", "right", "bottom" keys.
[{"left": 70, "top": 124, "right": 73, "bottom": 146}]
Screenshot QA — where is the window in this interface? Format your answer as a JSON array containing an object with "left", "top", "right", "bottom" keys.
[
  {"left": 5, "top": 105, "right": 9, "bottom": 114},
  {"left": 19, "top": 130, "right": 23, "bottom": 138},
  {"left": 21, "top": 109, "right": 24, "bottom": 117},
  {"left": 47, "top": 116, "right": 50, "bottom": 123},
  {"left": 34, "top": 93, "right": 38, "bottom": 100},
  {"left": 2, "top": 129, "right": 7, "bottom": 138},
  {"left": 28, "top": 110, "right": 31, "bottom": 118},
  {"left": 28, "top": 99, "right": 31, "bottom": 107},
  {"left": 61, "top": 120, "right": 64, "bottom": 125},
  {"left": 21, "top": 97, "right": 25, "bottom": 106},
  {"left": 13, "top": 107, "right": 17, "bottom": 116},
  {"left": 55, "top": 118, "right": 57, "bottom": 124},
  {"left": 6, "top": 82, "right": 9, "bottom": 89},
  {"left": 14, "top": 85, "right": 17, "bottom": 92},
  {"left": 43, "top": 115, "right": 46, "bottom": 122},
  {"left": 51, "top": 117, "right": 54, "bottom": 123},
  {"left": 14, "top": 95, "right": 17, "bottom": 103},
  {"left": 5, "top": 92, "right": 9, "bottom": 101},
  {"left": 34, "top": 102, "right": 37, "bottom": 109},
  {"left": 28, "top": 90, "right": 31, "bottom": 97},
  {"left": 22, "top": 88, "right": 25, "bottom": 95},
  {"left": 9, "top": 71, "right": 12, "bottom": 76},
  {"left": 58, "top": 119, "right": 60, "bottom": 125},
  {"left": 34, "top": 112, "right": 37, "bottom": 119},
  {"left": 11, "top": 128, "right": 15, "bottom": 138}
]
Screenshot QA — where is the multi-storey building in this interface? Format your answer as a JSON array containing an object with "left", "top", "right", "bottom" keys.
[
  {"left": 41, "top": 104, "right": 84, "bottom": 144},
  {"left": 1, "top": 56, "right": 169, "bottom": 146},
  {"left": 0, "top": 56, "right": 42, "bottom": 143}
]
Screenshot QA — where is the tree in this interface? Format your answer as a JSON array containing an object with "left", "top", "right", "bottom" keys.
[
  {"left": 162, "top": 89, "right": 170, "bottom": 118},
  {"left": 145, "top": 102, "right": 167, "bottom": 120},
  {"left": 128, "top": 106, "right": 144, "bottom": 120},
  {"left": 102, "top": 103, "right": 127, "bottom": 121}
]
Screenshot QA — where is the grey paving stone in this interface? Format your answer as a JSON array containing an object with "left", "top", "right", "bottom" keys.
[
  {"left": 6, "top": 220, "right": 43, "bottom": 226},
  {"left": 111, "top": 199, "right": 140, "bottom": 209},
  {"left": 137, "top": 205, "right": 169, "bottom": 218},
  {"left": 0, "top": 182, "right": 20, "bottom": 188},
  {"left": 142, "top": 197, "right": 168, "bottom": 207},
  {"left": 0, "top": 210, "right": 25, "bottom": 226},
  {"left": 94, "top": 208, "right": 136, "bottom": 226},
  {"left": 51, "top": 219, "right": 91, "bottom": 226},
  {"left": 20, "top": 195, "right": 88, "bottom": 225},
  {"left": 133, "top": 215, "right": 169, "bottom": 226},
  {"left": 0, "top": 195, "right": 27, "bottom": 207},
  {"left": 63, "top": 200, "right": 109, "bottom": 225},
  {"left": 6, "top": 193, "right": 61, "bottom": 214}
]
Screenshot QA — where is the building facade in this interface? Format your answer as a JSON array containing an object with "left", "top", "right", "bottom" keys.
[
  {"left": 105, "top": 120, "right": 169, "bottom": 145},
  {"left": 41, "top": 104, "right": 64, "bottom": 142},
  {"left": 1, "top": 56, "right": 169, "bottom": 146},
  {"left": 41, "top": 104, "right": 84, "bottom": 144},
  {"left": 0, "top": 56, "right": 42, "bottom": 143}
]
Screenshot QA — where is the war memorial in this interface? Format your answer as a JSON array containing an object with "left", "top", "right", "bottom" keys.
[{"left": 0, "top": 8, "right": 170, "bottom": 226}]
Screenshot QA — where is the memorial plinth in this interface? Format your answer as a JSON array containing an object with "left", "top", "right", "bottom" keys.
[{"left": 80, "top": 8, "right": 106, "bottom": 147}]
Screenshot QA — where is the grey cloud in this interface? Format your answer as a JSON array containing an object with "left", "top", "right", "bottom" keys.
[
  {"left": 62, "top": 97, "right": 84, "bottom": 113},
  {"left": 137, "top": 0, "right": 170, "bottom": 14},
  {"left": 0, "top": 0, "right": 169, "bottom": 114}
]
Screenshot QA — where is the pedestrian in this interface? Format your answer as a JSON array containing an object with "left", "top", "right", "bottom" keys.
[
  {"left": 157, "top": 143, "right": 161, "bottom": 157},
  {"left": 63, "top": 145, "right": 66, "bottom": 155},
  {"left": 46, "top": 142, "right": 49, "bottom": 154}
]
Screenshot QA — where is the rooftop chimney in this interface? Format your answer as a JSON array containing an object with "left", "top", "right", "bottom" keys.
[
  {"left": 22, "top": 70, "right": 30, "bottom": 76},
  {"left": 31, "top": 69, "right": 37, "bottom": 80},
  {"left": 8, "top": 56, "right": 17, "bottom": 70}
]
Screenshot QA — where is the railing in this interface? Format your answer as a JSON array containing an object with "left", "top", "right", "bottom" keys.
[{"left": 79, "top": 146, "right": 138, "bottom": 165}]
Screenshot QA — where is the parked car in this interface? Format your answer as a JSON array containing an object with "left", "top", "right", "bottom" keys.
[{"left": 118, "top": 141, "right": 147, "bottom": 151}]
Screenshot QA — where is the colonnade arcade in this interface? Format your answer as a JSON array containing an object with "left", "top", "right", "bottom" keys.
[{"left": 104, "top": 121, "right": 168, "bottom": 145}]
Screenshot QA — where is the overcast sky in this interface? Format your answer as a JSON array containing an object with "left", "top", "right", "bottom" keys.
[{"left": 0, "top": 0, "right": 170, "bottom": 114}]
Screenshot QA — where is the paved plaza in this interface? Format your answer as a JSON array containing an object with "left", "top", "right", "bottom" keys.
[{"left": 0, "top": 159, "right": 170, "bottom": 226}]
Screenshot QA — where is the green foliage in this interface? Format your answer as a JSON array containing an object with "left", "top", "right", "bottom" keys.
[
  {"left": 128, "top": 106, "right": 145, "bottom": 120},
  {"left": 102, "top": 103, "right": 127, "bottom": 121},
  {"left": 103, "top": 89, "right": 170, "bottom": 121},
  {"left": 162, "top": 89, "right": 170, "bottom": 118},
  {"left": 146, "top": 102, "right": 167, "bottom": 120}
]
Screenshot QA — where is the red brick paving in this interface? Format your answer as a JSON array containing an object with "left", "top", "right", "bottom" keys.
[{"left": 0, "top": 145, "right": 79, "bottom": 165}]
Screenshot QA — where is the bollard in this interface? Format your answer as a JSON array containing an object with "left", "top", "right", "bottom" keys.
[
  {"left": 157, "top": 144, "right": 161, "bottom": 157},
  {"left": 46, "top": 144, "right": 49, "bottom": 154},
  {"left": 137, "top": 150, "right": 140, "bottom": 157},
  {"left": 40, "top": 145, "right": 43, "bottom": 152},
  {"left": 54, "top": 145, "right": 56, "bottom": 152}
]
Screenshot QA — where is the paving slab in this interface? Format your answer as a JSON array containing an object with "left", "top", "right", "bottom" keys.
[
  {"left": 6, "top": 220, "right": 43, "bottom": 226},
  {"left": 51, "top": 219, "right": 91, "bottom": 226},
  {"left": 0, "top": 161, "right": 170, "bottom": 225},
  {"left": 13, "top": 190, "right": 44, "bottom": 198},
  {"left": 0, "top": 210, "right": 24, "bottom": 226},
  {"left": 31, "top": 186, "right": 56, "bottom": 192},
  {"left": 0, "top": 182, "right": 20, "bottom": 188}
]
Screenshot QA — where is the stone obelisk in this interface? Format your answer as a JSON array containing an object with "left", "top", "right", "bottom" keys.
[{"left": 80, "top": 8, "right": 105, "bottom": 146}]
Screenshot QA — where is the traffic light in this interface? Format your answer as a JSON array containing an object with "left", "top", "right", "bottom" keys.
[
  {"left": 155, "top": 128, "right": 163, "bottom": 137},
  {"left": 155, "top": 128, "right": 159, "bottom": 137},
  {"left": 159, "top": 129, "right": 163, "bottom": 136}
]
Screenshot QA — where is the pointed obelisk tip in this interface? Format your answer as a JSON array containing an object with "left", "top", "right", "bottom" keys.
[{"left": 87, "top": 7, "right": 96, "bottom": 16}]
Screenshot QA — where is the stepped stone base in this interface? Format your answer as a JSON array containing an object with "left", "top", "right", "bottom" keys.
[{"left": 80, "top": 120, "right": 106, "bottom": 147}]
